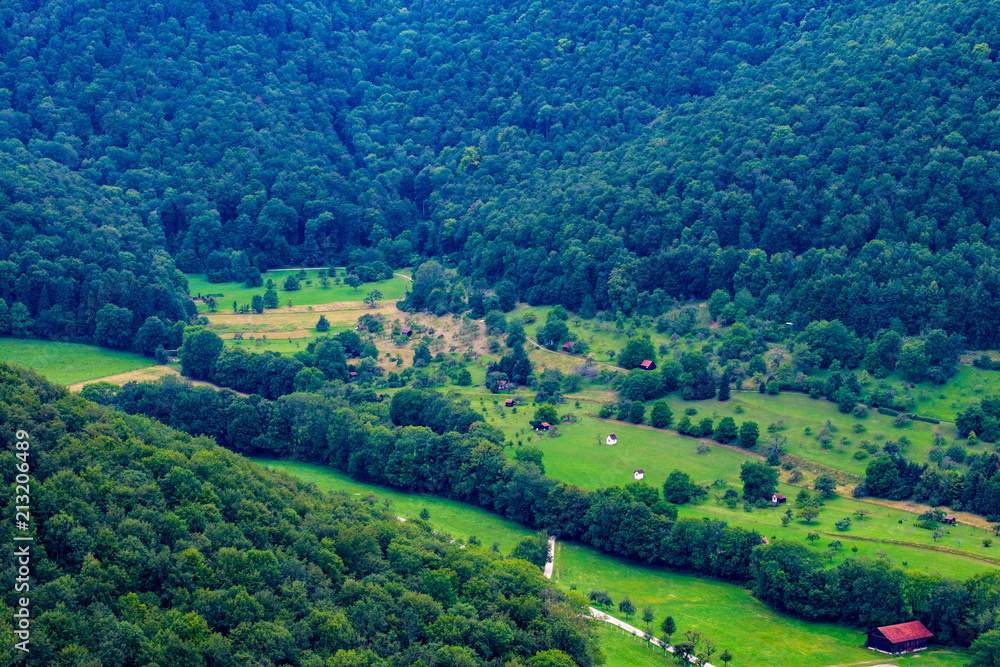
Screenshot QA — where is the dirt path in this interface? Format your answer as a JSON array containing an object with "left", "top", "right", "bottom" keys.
[
  {"left": 590, "top": 608, "right": 713, "bottom": 666},
  {"left": 67, "top": 365, "right": 251, "bottom": 397},
  {"left": 543, "top": 536, "right": 555, "bottom": 579}
]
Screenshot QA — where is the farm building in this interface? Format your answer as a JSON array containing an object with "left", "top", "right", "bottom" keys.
[
  {"left": 772, "top": 493, "right": 787, "bottom": 505},
  {"left": 942, "top": 515, "right": 956, "bottom": 525},
  {"left": 349, "top": 371, "right": 358, "bottom": 379},
  {"left": 606, "top": 434, "right": 617, "bottom": 445},
  {"left": 505, "top": 399, "right": 515, "bottom": 407},
  {"left": 497, "top": 379, "right": 508, "bottom": 390},
  {"left": 401, "top": 327, "right": 412, "bottom": 337},
  {"left": 865, "top": 621, "right": 933, "bottom": 655},
  {"left": 562, "top": 341, "right": 573, "bottom": 352},
  {"left": 634, "top": 469, "right": 644, "bottom": 480},
  {"left": 639, "top": 359, "right": 656, "bottom": 370},
  {"left": 538, "top": 422, "right": 550, "bottom": 431}
]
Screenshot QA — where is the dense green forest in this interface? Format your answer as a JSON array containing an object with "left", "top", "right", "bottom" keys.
[
  {"left": 3, "top": 0, "right": 1000, "bottom": 345},
  {"left": 0, "top": 363, "right": 599, "bottom": 666}
]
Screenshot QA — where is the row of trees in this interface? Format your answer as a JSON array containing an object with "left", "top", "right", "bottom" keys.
[{"left": 86, "top": 378, "right": 1000, "bottom": 646}]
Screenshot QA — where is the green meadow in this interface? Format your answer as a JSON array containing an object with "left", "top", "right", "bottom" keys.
[
  {"left": 557, "top": 543, "right": 971, "bottom": 667},
  {"left": 249, "top": 458, "right": 534, "bottom": 552},
  {"left": 0, "top": 339, "right": 155, "bottom": 385},
  {"left": 186, "top": 268, "right": 409, "bottom": 310}
]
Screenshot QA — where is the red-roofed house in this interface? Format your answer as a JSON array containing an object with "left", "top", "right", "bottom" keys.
[
  {"left": 562, "top": 341, "right": 573, "bottom": 352},
  {"left": 505, "top": 399, "right": 515, "bottom": 407},
  {"left": 942, "top": 515, "right": 956, "bottom": 525},
  {"left": 772, "top": 493, "right": 787, "bottom": 505},
  {"left": 539, "top": 422, "right": 550, "bottom": 431},
  {"left": 865, "top": 621, "right": 933, "bottom": 655},
  {"left": 401, "top": 327, "right": 412, "bottom": 337},
  {"left": 639, "top": 359, "right": 656, "bottom": 370}
]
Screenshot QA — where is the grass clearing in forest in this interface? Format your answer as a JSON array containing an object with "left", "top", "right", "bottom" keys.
[
  {"left": 249, "top": 458, "right": 534, "bottom": 551},
  {"left": 0, "top": 339, "right": 155, "bottom": 385},
  {"left": 186, "top": 269, "right": 409, "bottom": 309}
]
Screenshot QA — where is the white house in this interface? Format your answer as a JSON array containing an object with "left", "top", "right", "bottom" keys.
[
  {"left": 634, "top": 469, "right": 644, "bottom": 480},
  {"left": 606, "top": 434, "right": 617, "bottom": 445}
]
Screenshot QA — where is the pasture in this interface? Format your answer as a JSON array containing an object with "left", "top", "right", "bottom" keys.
[
  {"left": 249, "top": 458, "right": 534, "bottom": 552},
  {"left": 0, "top": 339, "right": 155, "bottom": 385}
]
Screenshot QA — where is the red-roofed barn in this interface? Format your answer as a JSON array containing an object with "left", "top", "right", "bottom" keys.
[
  {"left": 639, "top": 359, "right": 656, "bottom": 370},
  {"left": 865, "top": 621, "right": 933, "bottom": 655}
]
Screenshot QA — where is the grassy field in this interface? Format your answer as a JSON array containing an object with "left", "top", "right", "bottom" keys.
[
  {"left": 187, "top": 268, "right": 409, "bottom": 310},
  {"left": 557, "top": 543, "right": 971, "bottom": 667},
  {"left": 249, "top": 458, "right": 534, "bottom": 551},
  {"left": 0, "top": 339, "right": 155, "bottom": 385}
]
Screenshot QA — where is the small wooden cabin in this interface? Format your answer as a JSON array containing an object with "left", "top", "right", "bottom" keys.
[
  {"left": 639, "top": 359, "right": 656, "bottom": 370},
  {"left": 349, "top": 371, "right": 358, "bottom": 379},
  {"left": 562, "top": 341, "right": 573, "bottom": 352},
  {"left": 772, "top": 493, "right": 787, "bottom": 505},
  {"left": 505, "top": 399, "right": 515, "bottom": 407},
  {"left": 538, "top": 422, "right": 550, "bottom": 431},
  {"left": 401, "top": 327, "right": 412, "bottom": 337},
  {"left": 865, "top": 621, "right": 933, "bottom": 655},
  {"left": 942, "top": 515, "right": 957, "bottom": 525}
]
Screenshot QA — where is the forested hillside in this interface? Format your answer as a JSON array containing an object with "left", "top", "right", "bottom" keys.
[
  {"left": 2, "top": 0, "right": 1000, "bottom": 343},
  {"left": 0, "top": 363, "right": 598, "bottom": 666}
]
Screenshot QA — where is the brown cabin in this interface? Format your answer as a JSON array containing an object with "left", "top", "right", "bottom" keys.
[
  {"left": 401, "top": 327, "right": 412, "bottom": 337},
  {"left": 942, "top": 515, "right": 957, "bottom": 525},
  {"left": 505, "top": 399, "right": 515, "bottom": 407},
  {"left": 865, "top": 621, "right": 933, "bottom": 655},
  {"left": 639, "top": 359, "right": 656, "bottom": 370},
  {"left": 349, "top": 371, "right": 358, "bottom": 379},
  {"left": 562, "top": 341, "right": 573, "bottom": 352},
  {"left": 539, "top": 422, "right": 550, "bottom": 431}
]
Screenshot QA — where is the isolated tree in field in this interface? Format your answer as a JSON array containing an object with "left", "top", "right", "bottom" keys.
[
  {"left": 739, "top": 420, "right": 760, "bottom": 448},
  {"left": 650, "top": 400, "right": 673, "bottom": 428},
  {"left": 419, "top": 508, "right": 430, "bottom": 520},
  {"left": 618, "top": 595, "right": 636, "bottom": 619},
  {"left": 799, "top": 507, "right": 820, "bottom": 524},
  {"left": 720, "top": 649, "right": 733, "bottom": 665},
  {"left": 316, "top": 315, "right": 330, "bottom": 332},
  {"left": 661, "top": 616, "right": 676, "bottom": 644},
  {"left": 345, "top": 274, "right": 362, "bottom": 292},
  {"left": 364, "top": 289, "right": 383, "bottom": 308},
  {"left": 814, "top": 474, "right": 837, "bottom": 498},
  {"left": 283, "top": 274, "right": 300, "bottom": 291},
  {"left": 642, "top": 605, "right": 655, "bottom": 633},
  {"left": 715, "top": 417, "right": 738, "bottom": 443},
  {"left": 263, "top": 288, "right": 279, "bottom": 309},
  {"left": 740, "top": 460, "right": 779, "bottom": 501},
  {"left": 251, "top": 294, "right": 264, "bottom": 314},
  {"left": 619, "top": 337, "right": 656, "bottom": 369},
  {"left": 663, "top": 470, "right": 697, "bottom": 504}
]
